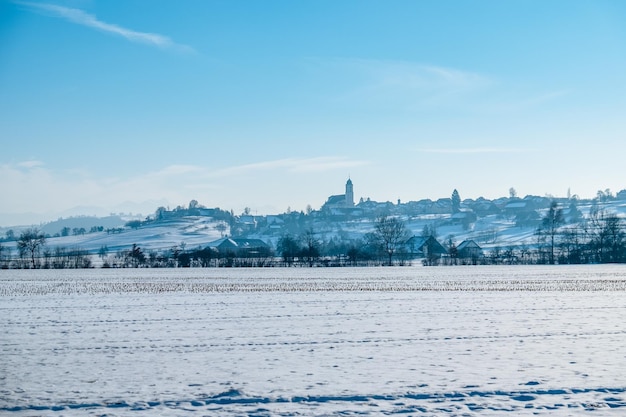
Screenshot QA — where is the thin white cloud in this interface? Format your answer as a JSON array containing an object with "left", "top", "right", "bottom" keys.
[
  {"left": 17, "top": 1, "right": 194, "bottom": 53},
  {"left": 512, "top": 90, "right": 571, "bottom": 109},
  {"left": 317, "top": 57, "right": 491, "bottom": 92},
  {"left": 291, "top": 156, "right": 369, "bottom": 173},
  {"left": 307, "top": 57, "right": 573, "bottom": 116},
  {"left": 377, "top": 62, "right": 490, "bottom": 93},
  {"left": 0, "top": 156, "right": 368, "bottom": 221},
  {"left": 16, "top": 160, "right": 45, "bottom": 169},
  {"left": 417, "top": 147, "right": 531, "bottom": 154},
  {"left": 154, "top": 164, "right": 206, "bottom": 176},
  {"left": 163, "top": 157, "right": 368, "bottom": 179},
  {"left": 305, "top": 57, "right": 493, "bottom": 111},
  {"left": 216, "top": 156, "right": 369, "bottom": 176}
]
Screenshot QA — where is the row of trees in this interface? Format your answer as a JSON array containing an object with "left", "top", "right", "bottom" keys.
[
  {"left": 3, "top": 205, "right": 626, "bottom": 268},
  {"left": 102, "top": 216, "right": 412, "bottom": 268},
  {"left": 277, "top": 216, "right": 411, "bottom": 266},
  {"left": 0, "top": 217, "right": 411, "bottom": 269},
  {"left": 446, "top": 202, "right": 626, "bottom": 265},
  {"left": 101, "top": 244, "right": 269, "bottom": 268},
  {"left": 0, "top": 228, "right": 93, "bottom": 269},
  {"left": 533, "top": 204, "right": 626, "bottom": 264}
]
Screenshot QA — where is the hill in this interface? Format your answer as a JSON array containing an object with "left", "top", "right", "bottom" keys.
[
  {"left": 2, "top": 194, "right": 626, "bottom": 264},
  {"left": 38, "top": 216, "right": 227, "bottom": 254}
]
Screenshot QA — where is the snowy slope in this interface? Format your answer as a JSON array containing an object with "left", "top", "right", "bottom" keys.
[
  {"left": 41, "top": 216, "right": 226, "bottom": 253},
  {"left": 4, "top": 200, "right": 626, "bottom": 255}
]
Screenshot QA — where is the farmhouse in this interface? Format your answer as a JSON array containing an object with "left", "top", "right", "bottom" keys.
[
  {"left": 405, "top": 236, "right": 447, "bottom": 259},
  {"left": 456, "top": 240, "right": 483, "bottom": 260},
  {"left": 207, "top": 238, "right": 271, "bottom": 257}
]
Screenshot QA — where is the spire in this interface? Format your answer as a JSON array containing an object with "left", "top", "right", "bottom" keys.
[{"left": 345, "top": 177, "right": 354, "bottom": 207}]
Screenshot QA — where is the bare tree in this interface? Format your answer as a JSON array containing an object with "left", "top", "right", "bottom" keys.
[
  {"left": 371, "top": 216, "right": 409, "bottom": 266},
  {"left": 604, "top": 215, "right": 625, "bottom": 262},
  {"left": 128, "top": 244, "right": 146, "bottom": 268},
  {"left": 17, "top": 228, "right": 46, "bottom": 268},
  {"left": 0, "top": 243, "right": 7, "bottom": 268},
  {"left": 300, "top": 230, "right": 321, "bottom": 267},
  {"left": 560, "top": 226, "right": 584, "bottom": 264},
  {"left": 539, "top": 201, "right": 563, "bottom": 264},
  {"left": 587, "top": 207, "right": 625, "bottom": 263},
  {"left": 98, "top": 245, "right": 109, "bottom": 261},
  {"left": 215, "top": 222, "right": 228, "bottom": 238},
  {"left": 277, "top": 235, "right": 300, "bottom": 265}
]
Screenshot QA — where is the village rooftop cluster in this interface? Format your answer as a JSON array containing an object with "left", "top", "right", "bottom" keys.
[{"left": 2, "top": 179, "right": 626, "bottom": 268}]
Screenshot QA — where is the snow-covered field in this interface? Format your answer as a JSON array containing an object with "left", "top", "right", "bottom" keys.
[{"left": 2, "top": 265, "right": 626, "bottom": 416}]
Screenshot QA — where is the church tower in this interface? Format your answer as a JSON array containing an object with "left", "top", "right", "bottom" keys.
[{"left": 345, "top": 178, "right": 354, "bottom": 207}]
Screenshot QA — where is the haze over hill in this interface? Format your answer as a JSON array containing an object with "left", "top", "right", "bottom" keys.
[
  {"left": 2, "top": 182, "right": 626, "bottom": 262},
  {"left": 3, "top": 2, "right": 626, "bottom": 231}
]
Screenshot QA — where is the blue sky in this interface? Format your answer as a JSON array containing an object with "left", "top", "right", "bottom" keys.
[{"left": 2, "top": 0, "right": 626, "bottom": 225}]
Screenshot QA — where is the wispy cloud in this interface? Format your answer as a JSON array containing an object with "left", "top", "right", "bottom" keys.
[
  {"left": 372, "top": 61, "right": 490, "bottom": 93},
  {"left": 215, "top": 156, "right": 369, "bottom": 176},
  {"left": 306, "top": 57, "right": 493, "bottom": 110},
  {"left": 306, "top": 57, "right": 573, "bottom": 116},
  {"left": 509, "top": 90, "right": 570, "bottom": 110},
  {"left": 416, "top": 147, "right": 531, "bottom": 154},
  {"left": 314, "top": 58, "right": 491, "bottom": 91},
  {"left": 155, "top": 164, "right": 206, "bottom": 176},
  {"left": 17, "top": 1, "right": 194, "bottom": 53},
  {"left": 136, "top": 157, "right": 368, "bottom": 181},
  {"left": 16, "top": 160, "right": 45, "bottom": 169},
  {"left": 0, "top": 156, "right": 367, "bottom": 216}
]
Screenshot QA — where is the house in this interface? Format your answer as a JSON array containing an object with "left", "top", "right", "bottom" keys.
[
  {"left": 206, "top": 237, "right": 239, "bottom": 252},
  {"left": 405, "top": 236, "right": 447, "bottom": 259},
  {"left": 206, "top": 238, "right": 271, "bottom": 257},
  {"left": 231, "top": 238, "right": 272, "bottom": 257},
  {"left": 235, "top": 215, "right": 258, "bottom": 233},
  {"left": 433, "top": 198, "right": 452, "bottom": 214},
  {"left": 504, "top": 200, "right": 530, "bottom": 215},
  {"left": 468, "top": 198, "right": 501, "bottom": 216},
  {"left": 197, "top": 208, "right": 217, "bottom": 217},
  {"left": 456, "top": 240, "right": 483, "bottom": 260},
  {"left": 450, "top": 210, "right": 477, "bottom": 226}
]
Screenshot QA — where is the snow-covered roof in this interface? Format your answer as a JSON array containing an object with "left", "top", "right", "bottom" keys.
[
  {"left": 505, "top": 202, "right": 527, "bottom": 209},
  {"left": 325, "top": 195, "right": 346, "bottom": 205},
  {"left": 457, "top": 240, "right": 481, "bottom": 251},
  {"left": 206, "top": 237, "right": 238, "bottom": 249},
  {"left": 206, "top": 238, "right": 269, "bottom": 250}
]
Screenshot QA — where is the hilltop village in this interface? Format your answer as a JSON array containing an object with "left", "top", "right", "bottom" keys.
[{"left": 2, "top": 179, "right": 626, "bottom": 268}]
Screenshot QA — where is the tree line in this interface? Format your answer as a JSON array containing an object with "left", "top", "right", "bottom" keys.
[
  {"left": 444, "top": 202, "right": 626, "bottom": 266},
  {"left": 2, "top": 204, "right": 626, "bottom": 269},
  {"left": 528, "top": 203, "right": 626, "bottom": 265},
  {"left": 0, "top": 217, "right": 411, "bottom": 269}
]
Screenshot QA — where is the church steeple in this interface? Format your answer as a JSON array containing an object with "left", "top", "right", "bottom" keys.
[{"left": 345, "top": 178, "right": 354, "bottom": 207}]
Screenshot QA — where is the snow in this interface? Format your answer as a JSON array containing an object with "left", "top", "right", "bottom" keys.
[
  {"left": 36, "top": 216, "right": 226, "bottom": 254},
  {"left": 5, "top": 199, "right": 626, "bottom": 258},
  {"left": 2, "top": 265, "right": 626, "bottom": 415}
]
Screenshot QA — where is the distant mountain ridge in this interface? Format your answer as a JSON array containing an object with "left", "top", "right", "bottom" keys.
[{"left": 39, "top": 216, "right": 128, "bottom": 236}]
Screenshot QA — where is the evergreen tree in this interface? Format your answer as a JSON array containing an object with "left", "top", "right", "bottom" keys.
[{"left": 451, "top": 189, "right": 461, "bottom": 214}]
